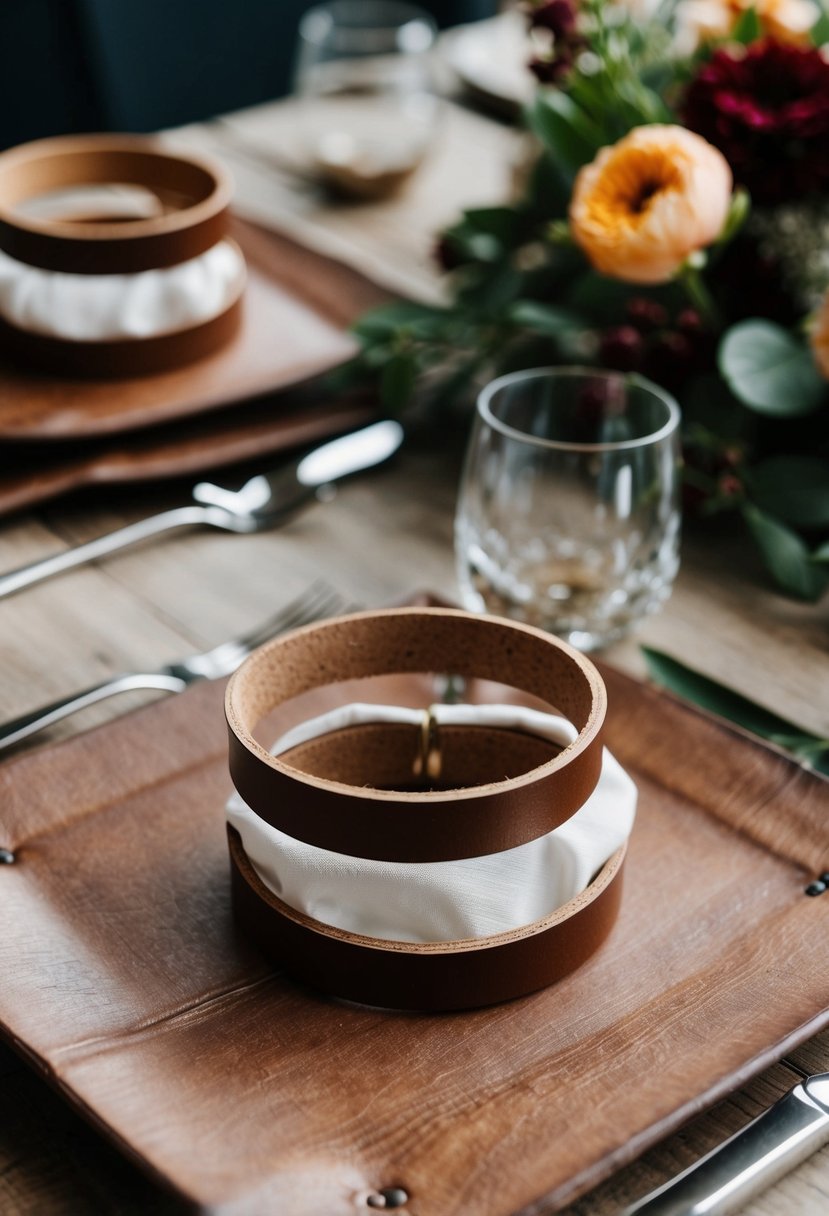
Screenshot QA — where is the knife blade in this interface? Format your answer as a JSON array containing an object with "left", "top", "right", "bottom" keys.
[
  {"left": 0, "top": 419, "right": 405, "bottom": 599},
  {"left": 623, "top": 1072, "right": 829, "bottom": 1215}
]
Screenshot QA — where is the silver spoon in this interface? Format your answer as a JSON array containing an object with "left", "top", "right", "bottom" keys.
[{"left": 0, "top": 420, "right": 403, "bottom": 599}]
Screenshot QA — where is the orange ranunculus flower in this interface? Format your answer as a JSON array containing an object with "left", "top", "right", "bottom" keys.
[
  {"left": 568, "top": 125, "right": 733, "bottom": 286},
  {"left": 676, "top": 0, "right": 819, "bottom": 50},
  {"left": 809, "top": 290, "right": 829, "bottom": 378}
]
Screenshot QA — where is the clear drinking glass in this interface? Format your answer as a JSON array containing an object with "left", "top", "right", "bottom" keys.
[
  {"left": 294, "top": 1, "right": 438, "bottom": 199},
  {"left": 455, "top": 367, "right": 681, "bottom": 651}
]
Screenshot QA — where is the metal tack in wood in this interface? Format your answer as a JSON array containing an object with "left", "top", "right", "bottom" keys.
[{"left": 366, "top": 1186, "right": 409, "bottom": 1209}]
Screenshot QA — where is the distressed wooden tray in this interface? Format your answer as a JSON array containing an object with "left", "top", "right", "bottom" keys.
[
  {"left": 0, "top": 662, "right": 827, "bottom": 1215},
  {"left": 0, "top": 217, "right": 387, "bottom": 441}
]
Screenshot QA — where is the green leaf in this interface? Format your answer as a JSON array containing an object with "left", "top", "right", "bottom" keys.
[
  {"left": 462, "top": 207, "right": 522, "bottom": 245},
  {"left": 746, "top": 456, "right": 829, "bottom": 528},
  {"left": 716, "top": 188, "right": 751, "bottom": 246},
  {"left": 641, "top": 647, "right": 829, "bottom": 774},
  {"left": 352, "top": 302, "right": 448, "bottom": 343},
  {"left": 527, "top": 91, "right": 605, "bottom": 176},
  {"left": 718, "top": 321, "right": 826, "bottom": 417},
  {"left": 380, "top": 352, "right": 417, "bottom": 411},
  {"left": 811, "top": 2, "right": 829, "bottom": 46},
  {"left": 742, "top": 504, "right": 829, "bottom": 601},
  {"left": 524, "top": 150, "right": 573, "bottom": 220},
  {"left": 507, "top": 300, "right": 583, "bottom": 337},
  {"left": 730, "top": 5, "right": 762, "bottom": 42},
  {"left": 814, "top": 540, "right": 829, "bottom": 562}
]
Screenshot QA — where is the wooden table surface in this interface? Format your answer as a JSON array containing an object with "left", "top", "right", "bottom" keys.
[{"left": 1, "top": 91, "right": 828, "bottom": 1216}]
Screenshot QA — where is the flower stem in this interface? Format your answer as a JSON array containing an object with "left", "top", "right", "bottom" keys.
[{"left": 678, "top": 262, "right": 722, "bottom": 329}]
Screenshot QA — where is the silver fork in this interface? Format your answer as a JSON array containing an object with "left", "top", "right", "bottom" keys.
[{"left": 0, "top": 582, "right": 348, "bottom": 753}]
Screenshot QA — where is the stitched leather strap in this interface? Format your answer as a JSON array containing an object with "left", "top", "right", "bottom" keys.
[
  {"left": 0, "top": 135, "right": 232, "bottom": 274},
  {"left": 225, "top": 607, "right": 607, "bottom": 862}
]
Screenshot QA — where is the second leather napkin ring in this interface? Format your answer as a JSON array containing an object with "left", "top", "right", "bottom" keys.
[
  {"left": 225, "top": 608, "right": 627, "bottom": 1011},
  {"left": 0, "top": 134, "right": 243, "bottom": 376}
]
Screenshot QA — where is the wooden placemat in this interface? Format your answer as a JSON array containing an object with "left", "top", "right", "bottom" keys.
[
  {"left": 0, "top": 218, "right": 387, "bottom": 441},
  {"left": 0, "top": 663, "right": 827, "bottom": 1215}
]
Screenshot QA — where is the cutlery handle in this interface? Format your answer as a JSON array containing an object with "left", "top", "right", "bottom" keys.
[
  {"left": 624, "top": 1083, "right": 829, "bottom": 1216},
  {"left": 0, "top": 506, "right": 212, "bottom": 599},
  {"left": 0, "top": 672, "right": 188, "bottom": 752}
]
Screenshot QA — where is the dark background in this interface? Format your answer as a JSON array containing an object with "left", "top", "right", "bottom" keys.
[{"left": 0, "top": 0, "right": 497, "bottom": 149}]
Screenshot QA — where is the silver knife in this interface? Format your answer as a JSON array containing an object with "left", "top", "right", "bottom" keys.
[
  {"left": 0, "top": 419, "right": 404, "bottom": 599},
  {"left": 623, "top": 1072, "right": 829, "bottom": 1215}
]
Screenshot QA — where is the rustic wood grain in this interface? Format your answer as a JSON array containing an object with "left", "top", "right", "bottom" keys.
[
  {"left": 0, "top": 669, "right": 827, "bottom": 1216},
  {"left": 0, "top": 88, "right": 827, "bottom": 1216}
]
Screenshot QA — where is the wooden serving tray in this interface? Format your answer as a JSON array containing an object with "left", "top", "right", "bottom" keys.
[
  {"left": 0, "top": 664, "right": 827, "bottom": 1214},
  {"left": 0, "top": 218, "right": 387, "bottom": 441},
  {"left": 0, "top": 390, "right": 377, "bottom": 518}
]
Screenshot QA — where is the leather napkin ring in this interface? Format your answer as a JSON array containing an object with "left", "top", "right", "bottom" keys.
[
  {"left": 0, "top": 134, "right": 232, "bottom": 274},
  {"left": 228, "top": 828, "right": 625, "bottom": 1012},
  {"left": 0, "top": 135, "right": 241, "bottom": 376},
  {"left": 225, "top": 607, "right": 607, "bottom": 863}
]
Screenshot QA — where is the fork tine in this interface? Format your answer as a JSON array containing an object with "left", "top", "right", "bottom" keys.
[{"left": 236, "top": 581, "right": 349, "bottom": 653}]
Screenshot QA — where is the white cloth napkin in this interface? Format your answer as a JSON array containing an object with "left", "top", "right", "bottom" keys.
[
  {"left": 0, "top": 238, "right": 245, "bottom": 341},
  {"left": 227, "top": 703, "right": 636, "bottom": 944}
]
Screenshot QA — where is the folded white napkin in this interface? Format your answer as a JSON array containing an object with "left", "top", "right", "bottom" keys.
[
  {"left": 0, "top": 238, "right": 245, "bottom": 341},
  {"left": 227, "top": 703, "right": 636, "bottom": 944}
]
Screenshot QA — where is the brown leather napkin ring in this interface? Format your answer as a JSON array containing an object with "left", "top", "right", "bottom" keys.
[
  {"left": 226, "top": 608, "right": 620, "bottom": 1010},
  {"left": 0, "top": 134, "right": 232, "bottom": 274},
  {"left": 0, "top": 135, "right": 240, "bottom": 376},
  {"left": 228, "top": 827, "right": 625, "bottom": 1011},
  {"left": 225, "top": 607, "right": 607, "bottom": 863}
]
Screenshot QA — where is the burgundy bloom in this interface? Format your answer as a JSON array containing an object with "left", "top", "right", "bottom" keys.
[
  {"left": 683, "top": 40, "right": 829, "bottom": 204},
  {"left": 529, "top": 0, "right": 577, "bottom": 39}
]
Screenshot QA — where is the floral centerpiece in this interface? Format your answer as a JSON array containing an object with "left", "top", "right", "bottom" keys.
[{"left": 351, "top": 0, "right": 829, "bottom": 600}]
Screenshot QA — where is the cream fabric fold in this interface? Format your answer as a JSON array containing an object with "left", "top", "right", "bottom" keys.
[
  {"left": 0, "top": 239, "right": 245, "bottom": 340},
  {"left": 227, "top": 703, "right": 637, "bottom": 944}
]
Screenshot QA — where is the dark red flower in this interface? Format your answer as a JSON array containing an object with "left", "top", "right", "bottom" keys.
[
  {"left": 683, "top": 40, "right": 829, "bottom": 204},
  {"left": 529, "top": 0, "right": 577, "bottom": 39}
]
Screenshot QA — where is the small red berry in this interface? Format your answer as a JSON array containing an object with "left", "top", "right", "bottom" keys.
[
  {"left": 626, "top": 297, "right": 668, "bottom": 331},
  {"left": 599, "top": 324, "right": 645, "bottom": 371}
]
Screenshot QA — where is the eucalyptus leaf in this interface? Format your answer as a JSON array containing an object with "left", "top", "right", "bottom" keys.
[
  {"left": 746, "top": 456, "right": 829, "bottom": 528},
  {"left": 718, "top": 321, "right": 826, "bottom": 416},
  {"left": 641, "top": 647, "right": 829, "bottom": 774},
  {"left": 742, "top": 503, "right": 829, "bottom": 601}
]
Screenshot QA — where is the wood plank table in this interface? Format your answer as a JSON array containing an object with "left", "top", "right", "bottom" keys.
[{"left": 1, "top": 95, "right": 828, "bottom": 1216}]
